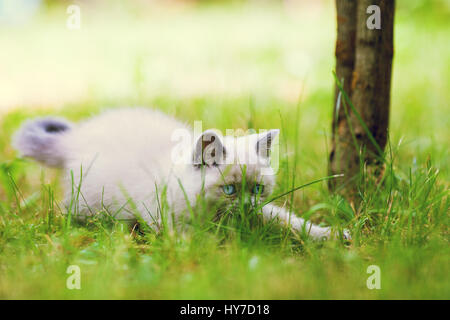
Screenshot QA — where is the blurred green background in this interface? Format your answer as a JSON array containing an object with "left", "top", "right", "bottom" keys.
[
  {"left": 0, "top": 0, "right": 449, "bottom": 299},
  {"left": 1, "top": 0, "right": 449, "bottom": 176}
]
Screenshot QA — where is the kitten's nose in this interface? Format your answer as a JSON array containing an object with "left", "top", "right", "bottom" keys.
[{"left": 239, "top": 195, "right": 255, "bottom": 212}]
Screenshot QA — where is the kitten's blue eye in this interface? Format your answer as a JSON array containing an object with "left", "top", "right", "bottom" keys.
[
  {"left": 222, "top": 184, "right": 236, "bottom": 195},
  {"left": 252, "top": 184, "right": 264, "bottom": 194}
]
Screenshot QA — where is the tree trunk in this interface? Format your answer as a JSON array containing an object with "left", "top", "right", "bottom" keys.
[{"left": 329, "top": 0, "right": 395, "bottom": 199}]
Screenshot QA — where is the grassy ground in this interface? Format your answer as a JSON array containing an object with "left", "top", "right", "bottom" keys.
[{"left": 0, "top": 1, "right": 449, "bottom": 299}]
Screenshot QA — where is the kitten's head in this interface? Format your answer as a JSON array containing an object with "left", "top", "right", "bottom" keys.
[{"left": 192, "top": 129, "right": 279, "bottom": 211}]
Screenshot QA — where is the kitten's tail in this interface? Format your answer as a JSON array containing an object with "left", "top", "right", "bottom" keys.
[{"left": 12, "top": 117, "right": 73, "bottom": 168}]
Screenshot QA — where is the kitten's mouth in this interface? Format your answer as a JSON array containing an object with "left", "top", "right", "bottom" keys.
[
  {"left": 213, "top": 205, "right": 235, "bottom": 221},
  {"left": 213, "top": 202, "right": 258, "bottom": 221}
]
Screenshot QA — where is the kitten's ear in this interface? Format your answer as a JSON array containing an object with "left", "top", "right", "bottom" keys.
[
  {"left": 256, "top": 129, "right": 279, "bottom": 158},
  {"left": 193, "top": 130, "right": 226, "bottom": 167}
]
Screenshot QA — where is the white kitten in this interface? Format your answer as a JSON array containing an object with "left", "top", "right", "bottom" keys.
[{"left": 13, "top": 108, "right": 347, "bottom": 240}]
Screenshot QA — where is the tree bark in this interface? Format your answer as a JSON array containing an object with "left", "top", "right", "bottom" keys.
[
  {"left": 333, "top": 0, "right": 357, "bottom": 132},
  {"left": 329, "top": 0, "right": 395, "bottom": 199}
]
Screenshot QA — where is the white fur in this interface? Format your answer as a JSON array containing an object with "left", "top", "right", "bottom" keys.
[{"left": 13, "top": 108, "right": 347, "bottom": 240}]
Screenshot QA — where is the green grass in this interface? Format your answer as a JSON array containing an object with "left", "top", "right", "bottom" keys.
[{"left": 0, "top": 1, "right": 449, "bottom": 299}]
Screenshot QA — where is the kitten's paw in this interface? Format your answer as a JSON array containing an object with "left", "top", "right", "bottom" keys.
[
  {"left": 343, "top": 229, "right": 351, "bottom": 241},
  {"left": 329, "top": 229, "right": 351, "bottom": 241}
]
